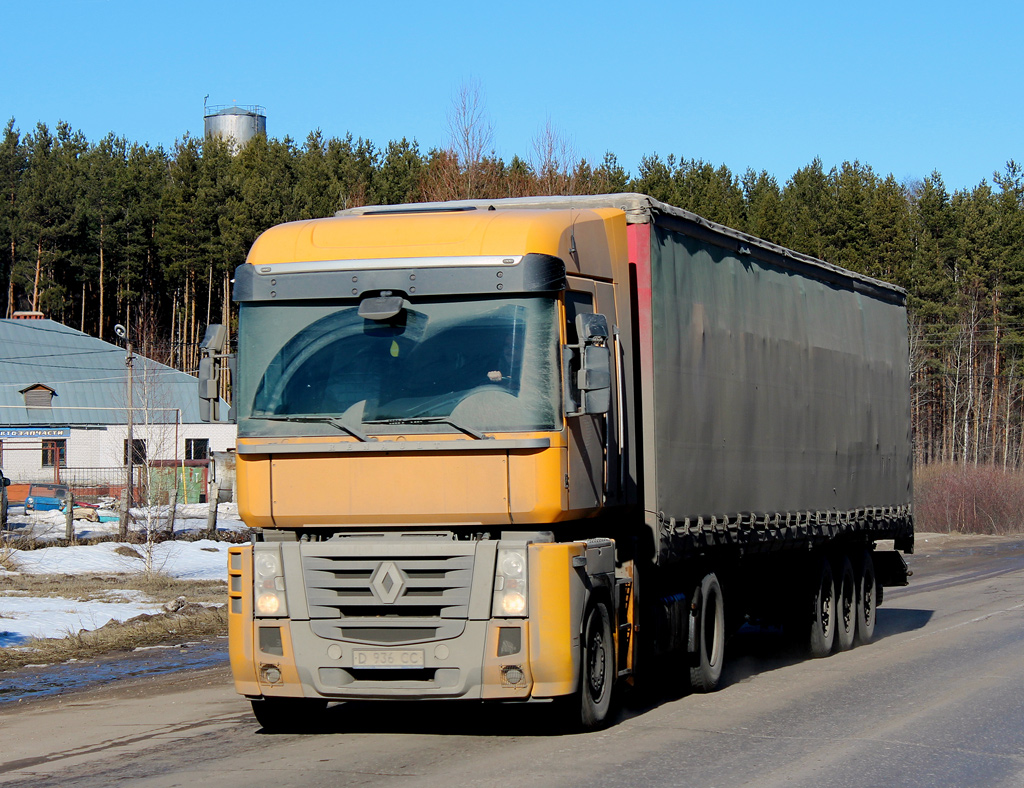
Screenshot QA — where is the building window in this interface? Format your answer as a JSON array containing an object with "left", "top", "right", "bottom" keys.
[
  {"left": 185, "top": 438, "right": 209, "bottom": 460},
  {"left": 21, "top": 383, "right": 56, "bottom": 408},
  {"left": 124, "top": 439, "right": 147, "bottom": 465},
  {"left": 42, "top": 439, "right": 67, "bottom": 468}
]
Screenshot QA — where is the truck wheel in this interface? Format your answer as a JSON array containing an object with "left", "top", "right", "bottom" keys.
[
  {"left": 578, "top": 599, "right": 615, "bottom": 729},
  {"left": 808, "top": 557, "right": 836, "bottom": 658},
  {"left": 689, "top": 572, "right": 725, "bottom": 692},
  {"left": 855, "top": 550, "right": 877, "bottom": 646},
  {"left": 250, "top": 697, "right": 328, "bottom": 733},
  {"left": 833, "top": 554, "right": 856, "bottom": 652}
]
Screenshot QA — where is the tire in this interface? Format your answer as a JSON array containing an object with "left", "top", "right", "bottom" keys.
[
  {"left": 574, "top": 599, "right": 616, "bottom": 730},
  {"left": 689, "top": 572, "right": 725, "bottom": 692},
  {"left": 855, "top": 550, "right": 878, "bottom": 646},
  {"left": 250, "top": 697, "right": 329, "bottom": 733},
  {"left": 807, "top": 556, "right": 836, "bottom": 658},
  {"left": 832, "top": 554, "right": 856, "bottom": 652}
]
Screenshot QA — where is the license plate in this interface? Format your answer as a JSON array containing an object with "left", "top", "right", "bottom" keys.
[{"left": 352, "top": 649, "right": 425, "bottom": 668}]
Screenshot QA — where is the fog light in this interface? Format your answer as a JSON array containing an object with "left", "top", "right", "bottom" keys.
[
  {"left": 261, "top": 665, "right": 282, "bottom": 684},
  {"left": 501, "top": 665, "right": 525, "bottom": 686}
]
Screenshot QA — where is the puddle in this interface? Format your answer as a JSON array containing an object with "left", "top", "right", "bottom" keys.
[{"left": 0, "top": 638, "right": 228, "bottom": 704}]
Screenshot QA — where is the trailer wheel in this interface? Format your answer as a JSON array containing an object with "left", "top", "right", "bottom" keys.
[
  {"left": 250, "top": 697, "right": 328, "bottom": 733},
  {"left": 689, "top": 572, "right": 725, "bottom": 692},
  {"left": 576, "top": 599, "right": 615, "bottom": 730},
  {"left": 833, "top": 554, "right": 856, "bottom": 652},
  {"left": 855, "top": 550, "right": 877, "bottom": 646},
  {"left": 808, "top": 557, "right": 836, "bottom": 658}
]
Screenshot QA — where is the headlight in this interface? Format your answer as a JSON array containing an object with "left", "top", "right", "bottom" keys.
[
  {"left": 493, "top": 547, "right": 529, "bottom": 618},
  {"left": 255, "top": 552, "right": 280, "bottom": 578},
  {"left": 500, "top": 552, "right": 525, "bottom": 577},
  {"left": 256, "top": 592, "right": 282, "bottom": 615},
  {"left": 253, "top": 547, "right": 287, "bottom": 618}
]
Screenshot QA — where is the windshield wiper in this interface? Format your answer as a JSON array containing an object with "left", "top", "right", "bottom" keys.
[
  {"left": 248, "top": 415, "right": 375, "bottom": 442},
  {"left": 364, "top": 416, "right": 488, "bottom": 440}
]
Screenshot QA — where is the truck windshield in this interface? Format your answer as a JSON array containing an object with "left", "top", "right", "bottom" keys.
[{"left": 236, "top": 295, "right": 561, "bottom": 436}]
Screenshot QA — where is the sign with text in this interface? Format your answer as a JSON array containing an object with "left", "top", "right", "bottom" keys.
[{"left": 0, "top": 428, "right": 71, "bottom": 439}]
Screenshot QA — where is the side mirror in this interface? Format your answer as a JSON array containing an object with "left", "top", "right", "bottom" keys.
[
  {"left": 566, "top": 313, "right": 612, "bottom": 416},
  {"left": 578, "top": 345, "right": 611, "bottom": 414},
  {"left": 198, "top": 355, "right": 219, "bottom": 423},
  {"left": 201, "top": 324, "right": 227, "bottom": 353},
  {"left": 2, "top": 477, "right": 9, "bottom": 487},
  {"left": 198, "top": 324, "right": 236, "bottom": 423},
  {"left": 576, "top": 313, "right": 609, "bottom": 344}
]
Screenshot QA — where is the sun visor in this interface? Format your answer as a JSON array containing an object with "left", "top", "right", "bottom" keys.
[{"left": 233, "top": 253, "right": 565, "bottom": 302}]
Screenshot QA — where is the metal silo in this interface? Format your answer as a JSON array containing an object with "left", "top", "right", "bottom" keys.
[{"left": 203, "top": 104, "right": 267, "bottom": 149}]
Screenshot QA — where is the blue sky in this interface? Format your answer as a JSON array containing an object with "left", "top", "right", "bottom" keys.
[{"left": 3, "top": 0, "right": 1021, "bottom": 193}]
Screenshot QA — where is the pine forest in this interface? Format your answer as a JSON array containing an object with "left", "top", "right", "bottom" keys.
[{"left": 3, "top": 117, "right": 1024, "bottom": 486}]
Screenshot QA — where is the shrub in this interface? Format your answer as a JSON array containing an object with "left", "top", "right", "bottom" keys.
[{"left": 915, "top": 463, "right": 1024, "bottom": 534}]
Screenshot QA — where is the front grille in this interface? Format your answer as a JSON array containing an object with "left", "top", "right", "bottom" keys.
[{"left": 303, "top": 545, "right": 475, "bottom": 645}]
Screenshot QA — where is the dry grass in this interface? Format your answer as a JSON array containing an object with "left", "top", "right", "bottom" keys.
[
  {"left": 0, "top": 572, "right": 227, "bottom": 605},
  {"left": 0, "top": 572, "right": 229, "bottom": 671},
  {"left": 0, "top": 544, "right": 16, "bottom": 572},
  {"left": 0, "top": 606, "right": 227, "bottom": 671}
]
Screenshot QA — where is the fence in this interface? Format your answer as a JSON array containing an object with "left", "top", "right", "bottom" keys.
[{"left": 54, "top": 462, "right": 210, "bottom": 505}]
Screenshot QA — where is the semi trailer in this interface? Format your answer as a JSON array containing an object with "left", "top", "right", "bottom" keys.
[{"left": 200, "top": 193, "right": 913, "bottom": 731}]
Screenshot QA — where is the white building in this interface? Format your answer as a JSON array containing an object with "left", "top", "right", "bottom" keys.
[{"left": 0, "top": 315, "right": 234, "bottom": 497}]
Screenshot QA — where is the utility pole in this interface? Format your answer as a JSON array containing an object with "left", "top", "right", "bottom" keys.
[{"left": 117, "top": 325, "right": 134, "bottom": 539}]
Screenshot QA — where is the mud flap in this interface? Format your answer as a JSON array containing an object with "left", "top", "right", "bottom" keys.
[{"left": 874, "top": 550, "right": 911, "bottom": 587}]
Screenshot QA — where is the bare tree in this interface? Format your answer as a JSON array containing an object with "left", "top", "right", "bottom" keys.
[
  {"left": 530, "top": 118, "right": 579, "bottom": 196},
  {"left": 448, "top": 79, "right": 494, "bottom": 183},
  {"left": 422, "top": 79, "right": 496, "bottom": 202}
]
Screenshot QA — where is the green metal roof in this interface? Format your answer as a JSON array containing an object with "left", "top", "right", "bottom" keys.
[{"left": 0, "top": 318, "right": 220, "bottom": 426}]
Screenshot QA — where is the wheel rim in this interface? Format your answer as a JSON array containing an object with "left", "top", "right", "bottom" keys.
[
  {"left": 862, "top": 567, "right": 875, "bottom": 625},
  {"left": 586, "top": 609, "right": 608, "bottom": 702},
  {"left": 820, "top": 575, "right": 833, "bottom": 633},
  {"left": 841, "top": 569, "right": 854, "bottom": 631}
]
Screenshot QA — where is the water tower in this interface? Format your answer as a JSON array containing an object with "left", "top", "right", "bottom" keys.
[{"left": 203, "top": 102, "right": 266, "bottom": 149}]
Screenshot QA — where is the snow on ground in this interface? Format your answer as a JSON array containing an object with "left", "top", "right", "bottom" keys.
[
  {"left": 10, "top": 538, "right": 234, "bottom": 580},
  {"left": 0, "top": 595, "right": 169, "bottom": 647},
  {"left": 0, "top": 503, "right": 246, "bottom": 647}
]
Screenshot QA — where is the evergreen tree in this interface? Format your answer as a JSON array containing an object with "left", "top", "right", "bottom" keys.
[
  {"left": 0, "top": 120, "right": 27, "bottom": 316},
  {"left": 373, "top": 138, "right": 424, "bottom": 205},
  {"left": 781, "top": 157, "right": 833, "bottom": 260},
  {"left": 741, "top": 169, "right": 785, "bottom": 244}
]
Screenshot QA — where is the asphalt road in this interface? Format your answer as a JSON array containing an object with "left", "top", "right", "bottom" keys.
[{"left": 1, "top": 533, "right": 1022, "bottom": 788}]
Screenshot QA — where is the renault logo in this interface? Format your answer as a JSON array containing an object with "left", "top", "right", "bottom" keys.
[{"left": 370, "top": 561, "right": 406, "bottom": 604}]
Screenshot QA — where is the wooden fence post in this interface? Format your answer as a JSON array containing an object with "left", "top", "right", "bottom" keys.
[
  {"left": 118, "top": 489, "right": 129, "bottom": 540},
  {"left": 65, "top": 490, "right": 74, "bottom": 542},
  {"left": 206, "top": 481, "right": 220, "bottom": 537}
]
